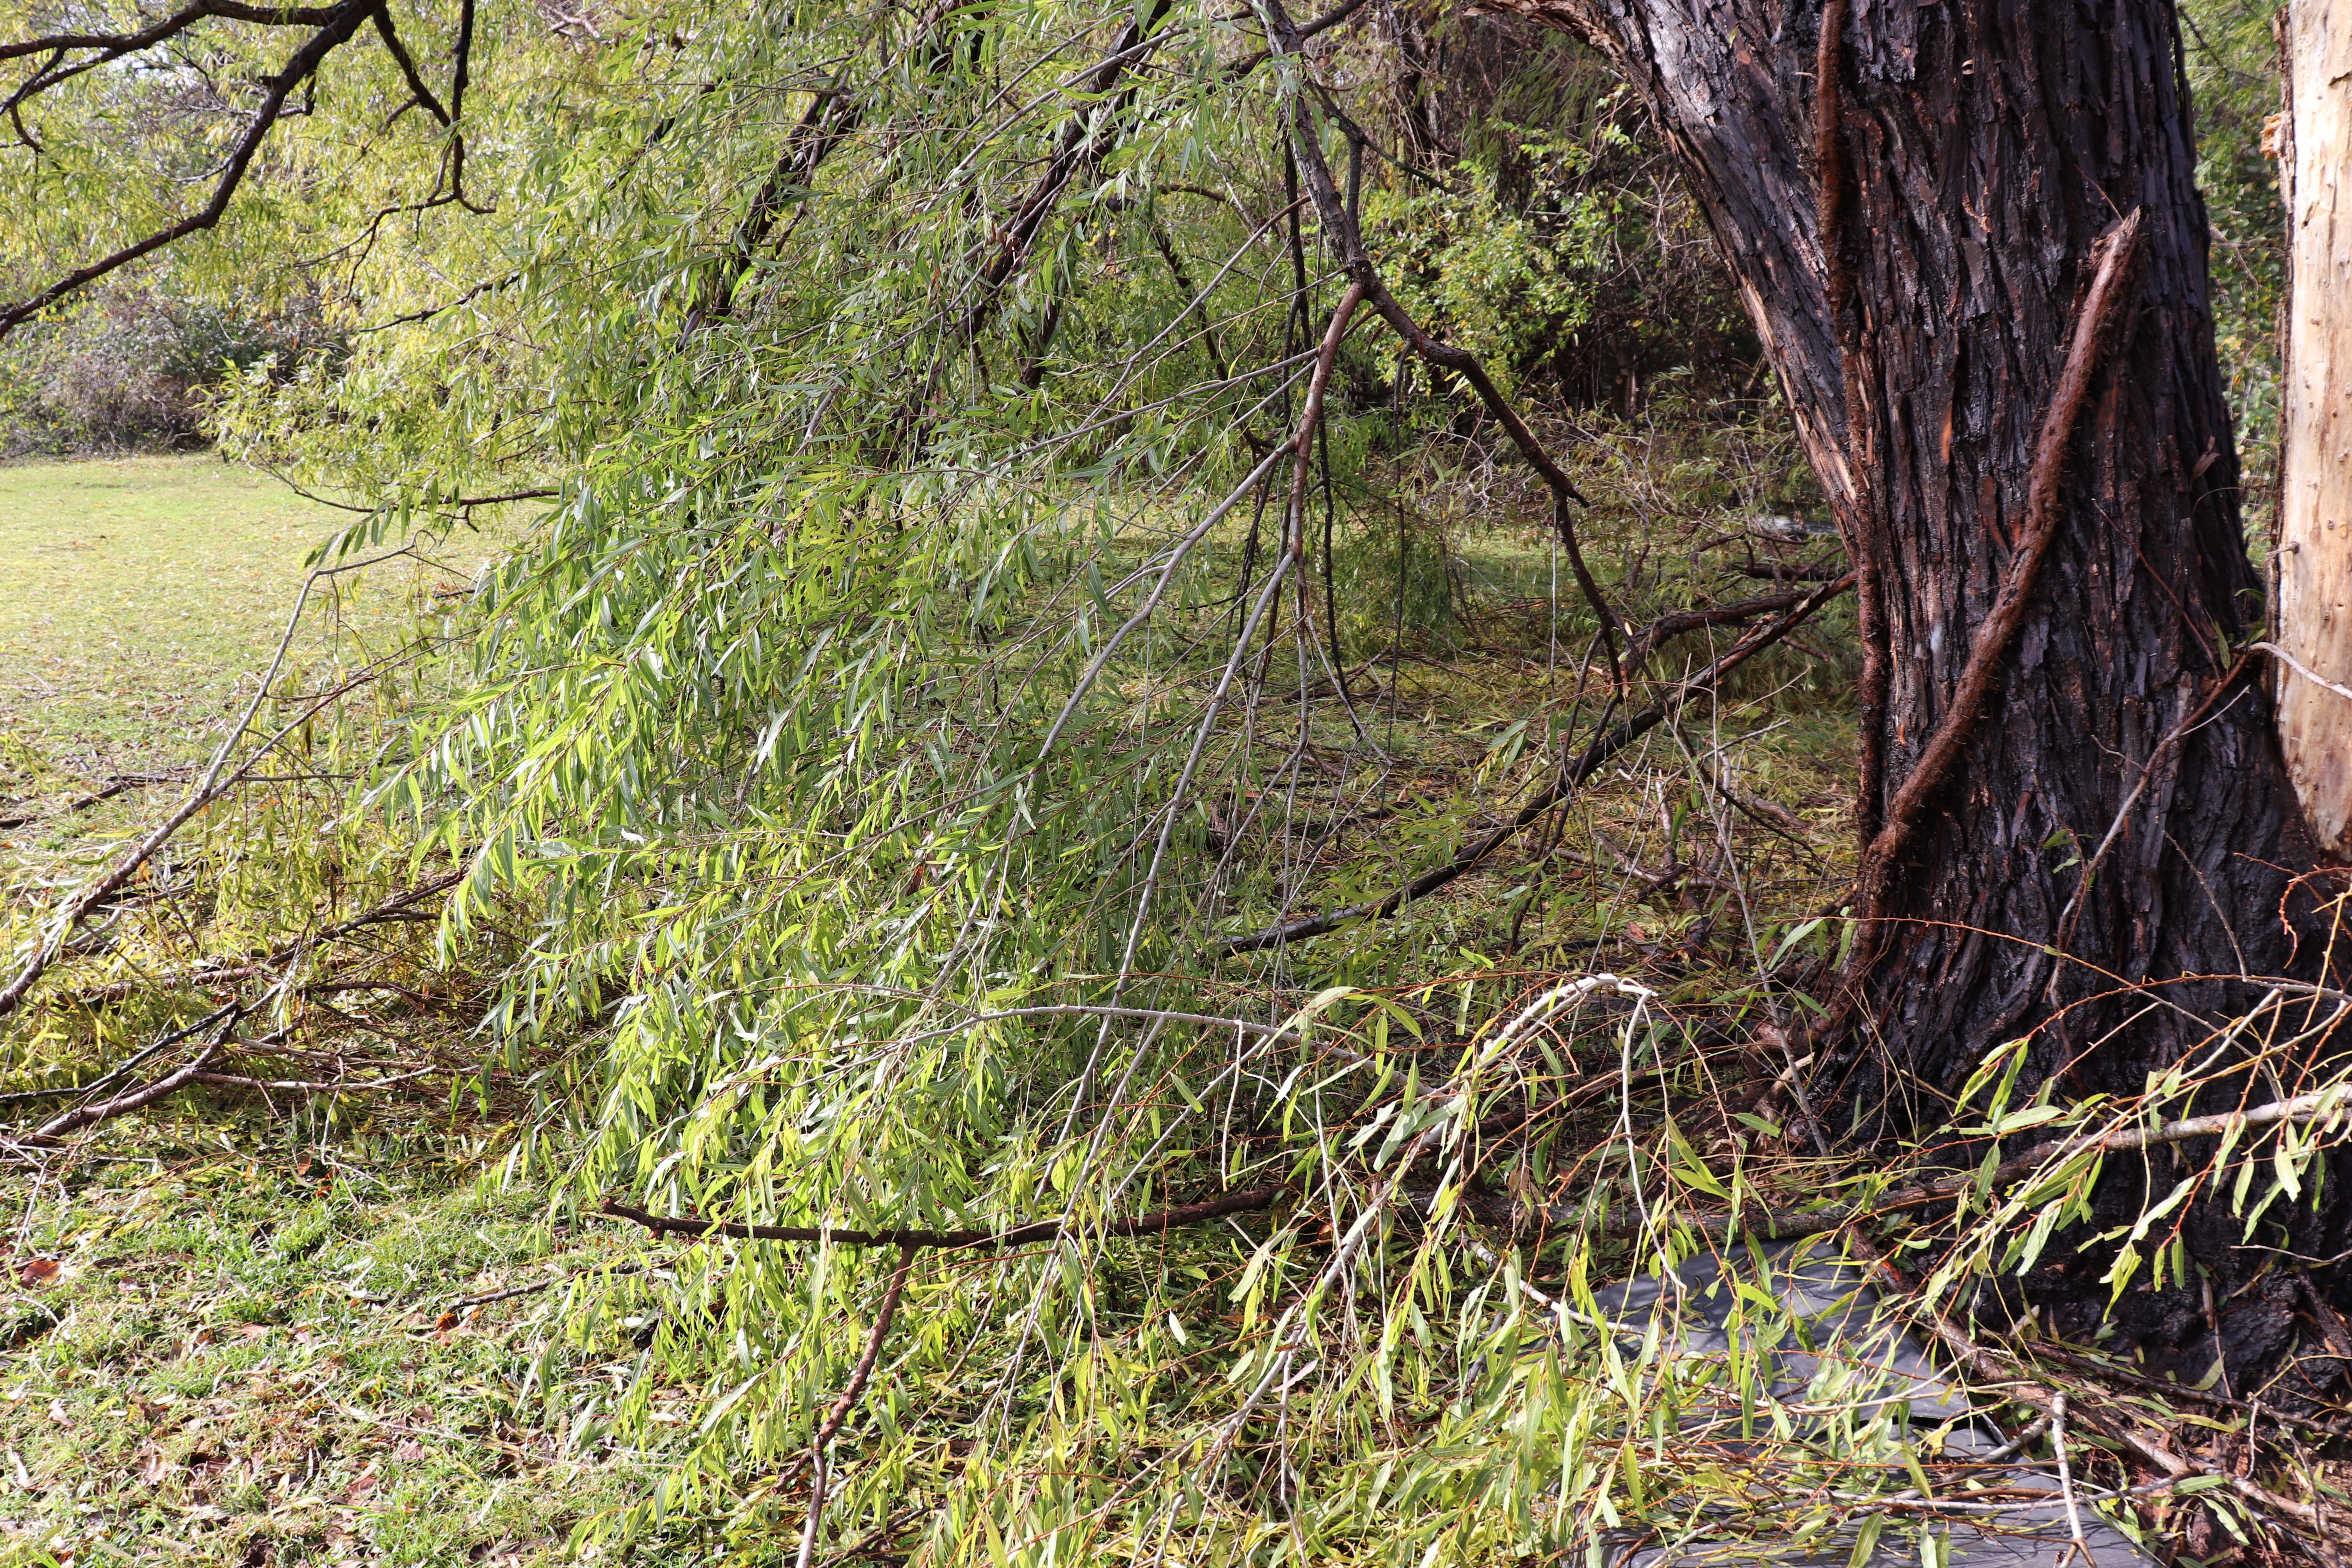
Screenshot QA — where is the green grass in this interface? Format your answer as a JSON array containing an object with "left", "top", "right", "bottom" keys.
[
  {"left": 0, "top": 1140, "right": 662, "bottom": 1567},
  {"left": 2, "top": 458, "right": 380, "bottom": 762},
  {"left": 0, "top": 456, "right": 505, "bottom": 873},
  {"left": 0, "top": 460, "right": 666, "bottom": 1567}
]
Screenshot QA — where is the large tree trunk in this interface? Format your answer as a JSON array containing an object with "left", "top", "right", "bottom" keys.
[
  {"left": 1496, "top": 0, "right": 2347, "bottom": 1367},
  {"left": 2278, "top": 0, "right": 2352, "bottom": 859}
]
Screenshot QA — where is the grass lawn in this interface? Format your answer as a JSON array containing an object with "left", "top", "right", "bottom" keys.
[
  {"left": 0, "top": 457, "right": 509, "bottom": 873},
  {"left": 0, "top": 459, "right": 661, "bottom": 1567}
]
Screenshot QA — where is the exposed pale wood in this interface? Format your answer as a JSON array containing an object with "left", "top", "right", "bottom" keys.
[{"left": 2279, "top": 0, "right": 2352, "bottom": 857}]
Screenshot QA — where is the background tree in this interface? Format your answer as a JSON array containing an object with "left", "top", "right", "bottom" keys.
[{"left": 2276, "top": 0, "right": 2352, "bottom": 857}]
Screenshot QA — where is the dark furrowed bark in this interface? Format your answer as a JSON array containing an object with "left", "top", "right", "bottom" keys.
[{"left": 1507, "top": 0, "right": 2345, "bottom": 1379}]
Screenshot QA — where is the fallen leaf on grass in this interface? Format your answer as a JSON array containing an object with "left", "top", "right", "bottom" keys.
[{"left": 18, "top": 1259, "right": 57, "bottom": 1287}]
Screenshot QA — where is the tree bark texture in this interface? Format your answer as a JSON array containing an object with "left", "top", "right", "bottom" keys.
[
  {"left": 1487, "top": 0, "right": 2348, "bottom": 1366},
  {"left": 2278, "top": 0, "right": 2352, "bottom": 858}
]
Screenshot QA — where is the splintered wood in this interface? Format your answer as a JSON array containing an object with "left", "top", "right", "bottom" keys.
[{"left": 2279, "top": 0, "right": 2352, "bottom": 857}]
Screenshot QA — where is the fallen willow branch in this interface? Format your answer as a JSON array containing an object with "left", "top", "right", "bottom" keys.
[
  {"left": 1540, "top": 1078, "right": 2352, "bottom": 1244},
  {"left": 31, "top": 844, "right": 457, "bottom": 1016},
  {"left": 1221, "top": 570, "right": 1854, "bottom": 952},
  {"left": 60, "top": 865, "right": 463, "bottom": 1011},
  {"left": 601, "top": 1185, "right": 1286, "bottom": 1251},
  {"left": 1840, "top": 1234, "right": 2328, "bottom": 1535},
  {"left": 28, "top": 1041, "right": 225, "bottom": 1143},
  {"left": 441, "top": 1261, "right": 647, "bottom": 1314},
  {"left": 0, "top": 1002, "right": 239, "bottom": 1107}
]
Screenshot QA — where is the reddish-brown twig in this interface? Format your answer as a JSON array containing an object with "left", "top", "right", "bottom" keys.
[
  {"left": 1848, "top": 210, "right": 2143, "bottom": 946},
  {"left": 795, "top": 1244, "right": 919, "bottom": 1568}
]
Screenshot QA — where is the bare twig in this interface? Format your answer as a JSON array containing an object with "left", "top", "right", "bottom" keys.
[
  {"left": 2051, "top": 1394, "right": 2090, "bottom": 1561},
  {"left": 1221, "top": 572, "right": 1853, "bottom": 951},
  {"left": 795, "top": 1244, "right": 918, "bottom": 1568},
  {"left": 2254, "top": 639, "right": 2352, "bottom": 705}
]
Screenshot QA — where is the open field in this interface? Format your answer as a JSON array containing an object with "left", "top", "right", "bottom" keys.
[
  {"left": 0, "top": 460, "right": 654, "bottom": 1568},
  {"left": 0, "top": 458, "right": 504, "bottom": 874}
]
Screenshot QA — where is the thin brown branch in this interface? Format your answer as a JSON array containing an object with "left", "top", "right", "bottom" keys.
[
  {"left": 0, "top": 0, "right": 376, "bottom": 338},
  {"left": 370, "top": 4, "right": 449, "bottom": 124},
  {"left": 29, "top": 1042, "right": 224, "bottom": 1142},
  {"left": 441, "top": 1261, "right": 645, "bottom": 1313},
  {"left": 1733, "top": 559, "right": 1846, "bottom": 583},
  {"left": 1848, "top": 210, "right": 2143, "bottom": 942},
  {"left": 795, "top": 1245, "right": 918, "bottom": 1568},
  {"left": 1841, "top": 1235, "right": 2327, "bottom": 1535},
  {"left": 1, "top": 1, "right": 342, "bottom": 63},
  {"left": 55, "top": 869, "right": 463, "bottom": 1010},
  {"left": 1287, "top": 280, "right": 1367, "bottom": 699},
  {"left": 355, "top": 269, "right": 522, "bottom": 333},
  {"left": 684, "top": 80, "right": 862, "bottom": 333},
  {"left": 600, "top": 1185, "right": 1287, "bottom": 1250},
  {"left": 189, "top": 1066, "right": 438, "bottom": 1092},
  {"left": 1624, "top": 585, "right": 1818, "bottom": 669},
  {"left": 1221, "top": 571, "right": 1854, "bottom": 953},
  {"left": 0, "top": 1004, "right": 239, "bottom": 1105},
  {"left": 1255, "top": 0, "right": 1622, "bottom": 688}
]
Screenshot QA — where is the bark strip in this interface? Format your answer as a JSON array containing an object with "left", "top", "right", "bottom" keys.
[{"left": 1813, "top": 0, "right": 1852, "bottom": 323}]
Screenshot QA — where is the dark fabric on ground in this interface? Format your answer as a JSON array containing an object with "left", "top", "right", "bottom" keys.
[{"left": 1586, "top": 1239, "right": 2157, "bottom": 1567}]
